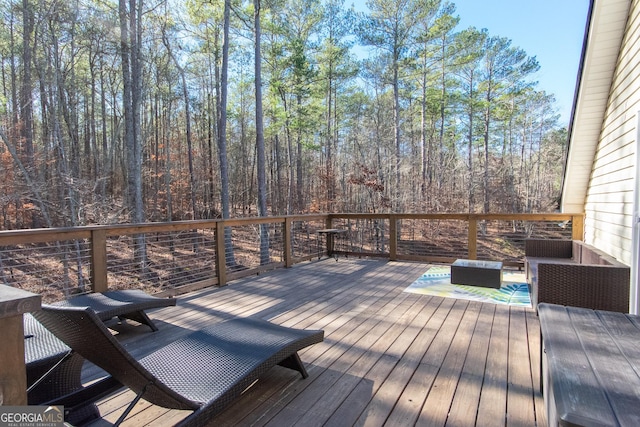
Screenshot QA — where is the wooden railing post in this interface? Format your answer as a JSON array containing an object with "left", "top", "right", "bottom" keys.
[
  {"left": 389, "top": 214, "right": 398, "bottom": 261},
  {"left": 216, "top": 221, "right": 227, "bottom": 286},
  {"left": 572, "top": 214, "right": 584, "bottom": 241},
  {"left": 325, "top": 215, "right": 333, "bottom": 230},
  {"left": 0, "top": 285, "right": 41, "bottom": 405},
  {"left": 468, "top": 216, "right": 478, "bottom": 260},
  {"left": 91, "top": 228, "right": 108, "bottom": 293},
  {"left": 284, "top": 217, "right": 293, "bottom": 268}
]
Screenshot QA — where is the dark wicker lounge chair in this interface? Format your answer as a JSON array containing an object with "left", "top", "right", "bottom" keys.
[
  {"left": 32, "top": 305, "right": 324, "bottom": 427},
  {"left": 24, "top": 314, "right": 121, "bottom": 424},
  {"left": 52, "top": 289, "right": 177, "bottom": 331}
]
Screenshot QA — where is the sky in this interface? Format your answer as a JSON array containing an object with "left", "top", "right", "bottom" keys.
[{"left": 351, "top": 0, "right": 591, "bottom": 126}]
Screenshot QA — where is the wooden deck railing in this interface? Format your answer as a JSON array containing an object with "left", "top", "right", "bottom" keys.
[
  {"left": 329, "top": 213, "right": 583, "bottom": 263},
  {"left": 0, "top": 212, "right": 582, "bottom": 405},
  {"left": 0, "top": 213, "right": 583, "bottom": 302}
]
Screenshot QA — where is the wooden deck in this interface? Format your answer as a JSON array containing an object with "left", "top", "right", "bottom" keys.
[{"left": 84, "top": 258, "right": 545, "bottom": 427}]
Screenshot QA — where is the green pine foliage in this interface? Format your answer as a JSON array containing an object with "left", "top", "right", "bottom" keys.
[{"left": 0, "top": 0, "right": 570, "bottom": 229}]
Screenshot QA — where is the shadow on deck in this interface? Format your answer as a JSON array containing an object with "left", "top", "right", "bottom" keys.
[{"left": 84, "top": 258, "right": 545, "bottom": 427}]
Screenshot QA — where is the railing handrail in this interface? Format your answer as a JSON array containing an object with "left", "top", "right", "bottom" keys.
[
  {"left": 0, "top": 212, "right": 583, "bottom": 239},
  {"left": 0, "top": 212, "right": 585, "bottom": 291},
  {"left": 0, "top": 214, "right": 330, "bottom": 243},
  {"left": 330, "top": 212, "right": 582, "bottom": 220}
]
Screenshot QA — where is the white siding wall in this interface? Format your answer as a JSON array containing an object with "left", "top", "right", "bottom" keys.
[{"left": 584, "top": 0, "right": 640, "bottom": 265}]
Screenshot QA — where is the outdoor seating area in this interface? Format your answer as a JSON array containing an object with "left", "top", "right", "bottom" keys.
[
  {"left": 525, "top": 239, "right": 630, "bottom": 312},
  {"left": 6, "top": 222, "right": 637, "bottom": 426},
  {"left": 20, "top": 259, "right": 546, "bottom": 426},
  {"left": 3, "top": 0, "right": 639, "bottom": 422},
  {"left": 2, "top": 0, "right": 640, "bottom": 422}
]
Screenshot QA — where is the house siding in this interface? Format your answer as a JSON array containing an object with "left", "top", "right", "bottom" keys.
[
  {"left": 584, "top": 0, "right": 640, "bottom": 265},
  {"left": 562, "top": 0, "right": 632, "bottom": 214}
]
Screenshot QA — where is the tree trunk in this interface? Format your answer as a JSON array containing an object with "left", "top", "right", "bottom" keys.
[
  {"left": 326, "top": 56, "right": 334, "bottom": 211},
  {"left": 420, "top": 52, "right": 428, "bottom": 200},
  {"left": 20, "top": 0, "right": 34, "bottom": 164},
  {"left": 296, "top": 94, "right": 304, "bottom": 213},
  {"left": 467, "top": 72, "right": 475, "bottom": 213},
  {"left": 120, "top": 0, "right": 147, "bottom": 272},
  {"left": 392, "top": 48, "right": 401, "bottom": 211},
  {"left": 217, "top": 0, "right": 237, "bottom": 265},
  {"left": 164, "top": 98, "right": 173, "bottom": 222},
  {"left": 254, "top": 0, "right": 270, "bottom": 264},
  {"left": 20, "top": 0, "right": 35, "bottom": 227},
  {"left": 99, "top": 55, "right": 109, "bottom": 198},
  {"left": 483, "top": 87, "right": 492, "bottom": 214},
  {"left": 162, "top": 31, "right": 197, "bottom": 221}
]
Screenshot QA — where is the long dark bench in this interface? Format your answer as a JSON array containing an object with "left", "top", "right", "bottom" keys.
[
  {"left": 539, "top": 303, "right": 640, "bottom": 426},
  {"left": 525, "top": 239, "right": 630, "bottom": 312}
]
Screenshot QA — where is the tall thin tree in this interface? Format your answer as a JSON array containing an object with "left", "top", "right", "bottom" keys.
[
  {"left": 254, "top": 0, "right": 269, "bottom": 264},
  {"left": 119, "top": 0, "right": 147, "bottom": 270},
  {"left": 217, "top": 0, "right": 237, "bottom": 266}
]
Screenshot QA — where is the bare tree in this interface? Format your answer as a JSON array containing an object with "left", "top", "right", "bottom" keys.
[
  {"left": 161, "top": 22, "right": 197, "bottom": 220},
  {"left": 254, "top": 0, "right": 269, "bottom": 264},
  {"left": 119, "top": 0, "right": 147, "bottom": 269},
  {"left": 217, "top": 0, "right": 238, "bottom": 266}
]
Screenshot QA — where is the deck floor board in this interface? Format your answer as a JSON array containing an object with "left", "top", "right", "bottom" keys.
[
  {"left": 82, "top": 258, "right": 543, "bottom": 426},
  {"left": 415, "top": 300, "right": 482, "bottom": 427}
]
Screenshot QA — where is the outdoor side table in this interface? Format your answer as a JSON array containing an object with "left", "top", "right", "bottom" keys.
[{"left": 317, "top": 229, "right": 346, "bottom": 260}]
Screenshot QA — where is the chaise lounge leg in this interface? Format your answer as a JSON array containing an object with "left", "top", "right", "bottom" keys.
[
  {"left": 114, "top": 383, "right": 150, "bottom": 427},
  {"left": 277, "top": 353, "right": 309, "bottom": 378},
  {"left": 118, "top": 311, "right": 158, "bottom": 332}
]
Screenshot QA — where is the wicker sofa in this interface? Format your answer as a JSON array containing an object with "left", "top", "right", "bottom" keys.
[{"left": 525, "top": 239, "right": 630, "bottom": 312}]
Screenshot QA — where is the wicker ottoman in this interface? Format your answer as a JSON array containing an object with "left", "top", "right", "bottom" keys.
[{"left": 451, "top": 259, "right": 503, "bottom": 289}]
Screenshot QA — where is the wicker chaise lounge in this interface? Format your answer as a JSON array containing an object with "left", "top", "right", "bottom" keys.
[
  {"left": 32, "top": 305, "right": 324, "bottom": 427},
  {"left": 25, "top": 314, "right": 121, "bottom": 424},
  {"left": 25, "top": 290, "right": 174, "bottom": 422},
  {"left": 52, "top": 289, "right": 177, "bottom": 331}
]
